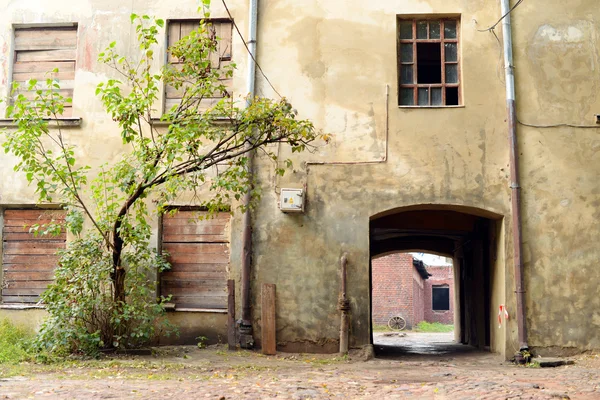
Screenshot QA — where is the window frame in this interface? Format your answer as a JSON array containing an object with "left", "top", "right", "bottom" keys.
[
  {"left": 158, "top": 206, "right": 231, "bottom": 312},
  {"left": 431, "top": 284, "right": 450, "bottom": 311},
  {"left": 163, "top": 18, "right": 233, "bottom": 114},
  {"left": 397, "top": 17, "right": 461, "bottom": 107},
  {"left": 10, "top": 23, "right": 78, "bottom": 118},
  {"left": 1, "top": 208, "right": 66, "bottom": 306}
]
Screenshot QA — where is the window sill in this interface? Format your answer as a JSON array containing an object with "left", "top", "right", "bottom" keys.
[
  {"left": 398, "top": 105, "right": 465, "bottom": 109},
  {"left": 149, "top": 117, "right": 232, "bottom": 127},
  {"left": 172, "top": 307, "right": 227, "bottom": 313},
  {"left": 0, "top": 118, "right": 82, "bottom": 128},
  {"left": 0, "top": 303, "right": 45, "bottom": 310}
]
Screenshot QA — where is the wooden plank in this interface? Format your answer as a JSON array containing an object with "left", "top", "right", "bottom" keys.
[
  {"left": 166, "top": 253, "right": 229, "bottom": 264},
  {"left": 2, "top": 288, "right": 46, "bottom": 296},
  {"left": 2, "top": 271, "right": 54, "bottom": 281},
  {"left": 2, "top": 232, "right": 66, "bottom": 241},
  {"left": 16, "top": 49, "right": 77, "bottom": 63},
  {"left": 162, "top": 243, "right": 228, "bottom": 254},
  {"left": 175, "top": 300, "right": 227, "bottom": 309},
  {"left": 3, "top": 280, "right": 51, "bottom": 289},
  {"left": 180, "top": 21, "right": 198, "bottom": 39},
  {"left": 12, "top": 61, "right": 75, "bottom": 74},
  {"left": 218, "top": 22, "right": 232, "bottom": 60},
  {"left": 161, "top": 279, "right": 226, "bottom": 289},
  {"left": 4, "top": 263, "right": 59, "bottom": 271},
  {"left": 1, "top": 295, "right": 41, "bottom": 304},
  {"left": 3, "top": 242, "right": 65, "bottom": 255},
  {"left": 165, "top": 79, "right": 232, "bottom": 98},
  {"left": 13, "top": 78, "right": 75, "bottom": 89},
  {"left": 15, "top": 28, "right": 77, "bottom": 51},
  {"left": 162, "top": 223, "right": 228, "bottom": 234},
  {"left": 162, "top": 234, "right": 227, "bottom": 243},
  {"left": 165, "top": 211, "right": 230, "bottom": 220},
  {"left": 164, "top": 97, "right": 221, "bottom": 112},
  {"left": 162, "top": 262, "right": 227, "bottom": 272},
  {"left": 4, "top": 209, "right": 66, "bottom": 219},
  {"left": 261, "top": 283, "right": 276, "bottom": 355},
  {"left": 161, "top": 270, "right": 227, "bottom": 280},
  {"left": 14, "top": 89, "right": 74, "bottom": 101},
  {"left": 2, "top": 254, "right": 60, "bottom": 265},
  {"left": 227, "top": 279, "right": 236, "bottom": 350}
]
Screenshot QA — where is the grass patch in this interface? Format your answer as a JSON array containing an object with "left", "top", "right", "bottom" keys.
[
  {"left": 372, "top": 324, "right": 392, "bottom": 332},
  {"left": 415, "top": 321, "right": 454, "bottom": 333},
  {"left": 0, "top": 318, "right": 37, "bottom": 364}
]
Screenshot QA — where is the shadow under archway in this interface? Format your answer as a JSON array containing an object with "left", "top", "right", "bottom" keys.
[{"left": 369, "top": 205, "right": 503, "bottom": 358}]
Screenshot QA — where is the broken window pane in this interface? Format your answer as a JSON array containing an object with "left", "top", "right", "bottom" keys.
[
  {"left": 418, "top": 88, "right": 429, "bottom": 105},
  {"left": 445, "top": 64, "right": 458, "bottom": 83},
  {"left": 417, "top": 43, "right": 442, "bottom": 84},
  {"left": 445, "top": 43, "right": 457, "bottom": 62},
  {"left": 446, "top": 87, "right": 459, "bottom": 106},
  {"left": 429, "top": 21, "right": 440, "bottom": 39},
  {"left": 431, "top": 88, "right": 443, "bottom": 105},
  {"left": 400, "top": 64, "right": 414, "bottom": 84},
  {"left": 399, "top": 21, "right": 413, "bottom": 39},
  {"left": 417, "top": 21, "right": 428, "bottom": 39},
  {"left": 400, "top": 88, "right": 414, "bottom": 105},
  {"left": 400, "top": 43, "right": 413, "bottom": 62},
  {"left": 444, "top": 20, "right": 457, "bottom": 39}
]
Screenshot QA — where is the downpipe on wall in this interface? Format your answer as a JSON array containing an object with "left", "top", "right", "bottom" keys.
[
  {"left": 339, "top": 253, "right": 350, "bottom": 354},
  {"left": 239, "top": 0, "right": 259, "bottom": 349},
  {"left": 500, "top": 0, "right": 528, "bottom": 353}
]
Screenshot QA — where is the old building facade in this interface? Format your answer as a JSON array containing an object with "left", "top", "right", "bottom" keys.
[{"left": 0, "top": 0, "right": 598, "bottom": 359}]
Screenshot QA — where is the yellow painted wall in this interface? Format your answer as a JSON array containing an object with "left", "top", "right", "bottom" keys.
[{"left": 0, "top": 0, "right": 597, "bottom": 357}]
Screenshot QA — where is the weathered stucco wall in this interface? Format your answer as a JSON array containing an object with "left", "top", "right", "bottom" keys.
[
  {"left": 251, "top": 0, "right": 513, "bottom": 353},
  {"left": 512, "top": 0, "right": 600, "bottom": 355},
  {"left": 0, "top": 0, "right": 597, "bottom": 358}
]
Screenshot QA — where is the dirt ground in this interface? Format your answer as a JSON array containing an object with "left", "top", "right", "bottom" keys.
[{"left": 1, "top": 332, "right": 598, "bottom": 399}]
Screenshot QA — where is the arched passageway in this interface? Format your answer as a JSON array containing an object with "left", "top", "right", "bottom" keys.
[{"left": 369, "top": 205, "right": 504, "bottom": 357}]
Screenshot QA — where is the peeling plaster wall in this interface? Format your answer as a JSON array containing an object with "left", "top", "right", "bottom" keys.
[
  {"left": 512, "top": 0, "right": 600, "bottom": 355},
  {"left": 0, "top": 0, "right": 597, "bottom": 357},
  {"left": 251, "top": 0, "right": 512, "bottom": 353}
]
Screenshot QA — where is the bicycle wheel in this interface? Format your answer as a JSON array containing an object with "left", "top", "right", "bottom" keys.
[{"left": 388, "top": 316, "right": 406, "bottom": 331}]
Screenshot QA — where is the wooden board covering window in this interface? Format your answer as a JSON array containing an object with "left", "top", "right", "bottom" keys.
[
  {"left": 2, "top": 209, "right": 66, "bottom": 304},
  {"left": 12, "top": 26, "right": 77, "bottom": 117},
  {"left": 161, "top": 211, "right": 230, "bottom": 309},
  {"left": 165, "top": 20, "right": 233, "bottom": 112}
]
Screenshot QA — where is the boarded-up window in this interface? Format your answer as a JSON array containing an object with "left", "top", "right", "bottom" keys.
[
  {"left": 12, "top": 26, "right": 77, "bottom": 117},
  {"left": 165, "top": 20, "right": 233, "bottom": 112},
  {"left": 2, "top": 209, "right": 66, "bottom": 304},
  {"left": 161, "top": 210, "right": 230, "bottom": 309}
]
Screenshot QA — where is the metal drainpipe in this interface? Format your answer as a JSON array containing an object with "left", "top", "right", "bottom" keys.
[
  {"left": 239, "top": 0, "right": 258, "bottom": 348},
  {"left": 339, "top": 253, "right": 350, "bottom": 354},
  {"left": 500, "top": 0, "right": 528, "bottom": 351}
]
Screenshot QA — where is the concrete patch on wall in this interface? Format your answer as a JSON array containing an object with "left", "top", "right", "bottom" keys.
[{"left": 527, "top": 21, "right": 599, "bottom": 121}]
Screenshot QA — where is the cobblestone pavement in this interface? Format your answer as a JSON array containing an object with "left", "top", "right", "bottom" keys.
[{"left": 1, "top": 335, "right": 598, "bottom": 399}]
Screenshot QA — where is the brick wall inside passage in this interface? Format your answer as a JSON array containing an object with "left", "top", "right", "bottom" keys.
[
  {"left": 423, "top": 265, "right": 455, "bottom": 325},
  {"left": 412, "top": 267, "right": 425, "bottom": 326},
  {"left": 372, "top": 253, "right": 425, "bottom": 329}
]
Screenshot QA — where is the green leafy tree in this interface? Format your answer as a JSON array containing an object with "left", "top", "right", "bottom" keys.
[{"left": 2, "top": 8, "right": 327, "bottom": 355}]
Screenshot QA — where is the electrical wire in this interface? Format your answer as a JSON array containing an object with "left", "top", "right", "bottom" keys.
[
  {"left": 477, "top": 0, "right": 524, "bottom": 32},
  {"left": 517, "top": 119, "right": 600, "bottom": 129},
  {"left": 220, "top": 0, "right": 283, "bottom": 98}
]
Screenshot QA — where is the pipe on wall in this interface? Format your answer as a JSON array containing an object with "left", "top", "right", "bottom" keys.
[
  {"left": 339, "top": 253, "right": 350, "bottom": 354},
  {"left": 500, "top": 0, "right": 528, "bottom": 351}
]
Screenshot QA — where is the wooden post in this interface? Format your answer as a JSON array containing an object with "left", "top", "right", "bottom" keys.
[
  {"left": 261, "top": 283, "right": 276, "bottom": 355},
  {"left": 227, "top": 279, "right": 236, "bottom": 350}
]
